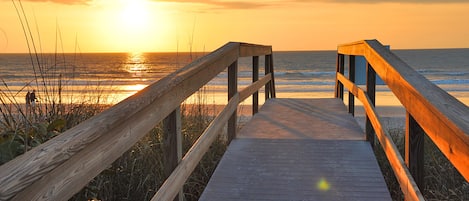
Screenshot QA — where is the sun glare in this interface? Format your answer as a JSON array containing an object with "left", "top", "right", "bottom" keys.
[
  {"left": 120, "top": 0, "right": 149, "bottom": 30},
  {"left": 94, "top": 0, "right": 174, "bottom": 52}
]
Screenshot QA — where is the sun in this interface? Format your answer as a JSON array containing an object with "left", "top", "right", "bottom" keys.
[
  {"left": 94, "top": 0, "right": 174, "bottom": 52},
  {"left": 119, "top": 0, "right": 150, "bottom": 31}
]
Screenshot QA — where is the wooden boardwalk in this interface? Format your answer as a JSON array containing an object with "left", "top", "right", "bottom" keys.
[{"left": 200, "top": 98, "right": 392, "bottom": 201}]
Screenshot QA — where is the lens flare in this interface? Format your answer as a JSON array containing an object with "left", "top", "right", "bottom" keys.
[{"left": 316, "top": 177, "right": 330, "bottom": 191}]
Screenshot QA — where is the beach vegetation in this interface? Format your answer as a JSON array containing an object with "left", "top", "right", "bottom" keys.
[
  {"left": 69, "top": 92, "right": 227, "bottom": 200},
  {"left": 374, "top": 126, "right": 469, "bottom": 201}
]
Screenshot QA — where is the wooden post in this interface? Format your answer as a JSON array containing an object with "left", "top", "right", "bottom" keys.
[
  {"left": 348, "top": 55, "right": 355, "bottom": 116},
  {"left": 228, "top": 61, "right": 238, "bottom": 143},
  {"left": 252, "top": 56, "right": 259, "bottom": 115},
  {"left": 405, "top": 112, "right": 425, "bottom": 189},
  {"left": 269, "top": 54, "right": 276, "bottom": 98},
  {"left": 265, "top": 55, "right": 271, "bottom": 100},
  {"left": 366, "top": 62, "right": 376, "bottom": 147},
  {"left": 335, "top": 54, "right": 345, "bottom": 99},
  {"left": 163, "top": 106, "right": 183, "bottom": 201}
]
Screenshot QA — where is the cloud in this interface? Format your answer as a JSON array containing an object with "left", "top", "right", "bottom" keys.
[
  {"left": 153, "top": 0, "right": 273, "bottom": 10},
  {"left": 8, "top": 0, "right": 92, "bottom": 5},
  {"left": 10, "top": 0, "right": 468, "bottom": 7},
  {"left": 154, "top": 0, "right": 469, "bottom": 9},
  {"left": 300, "top": 0, "right": 469, "bottom": 3}
]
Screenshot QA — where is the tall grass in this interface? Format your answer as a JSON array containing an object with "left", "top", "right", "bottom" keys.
[
  {"left": 69, "top": 88, "right": 227, "bottom": 201},
  {"left": 374, "top": 127, "right": 469, "bottom": 200},
  {"left": 0, "top": 1, "right": 115, "bottom": 164}
]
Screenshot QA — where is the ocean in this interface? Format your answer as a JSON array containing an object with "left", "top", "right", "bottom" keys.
[{"left": 1, "top": 49, "right": 468, "bottom": 108}]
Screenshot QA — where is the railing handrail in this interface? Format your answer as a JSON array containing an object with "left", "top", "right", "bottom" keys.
[
  {"left": 336, "top": 39, "right": 469, "bottom": 200},
  {"left": 0, "top": 42, "right": 275, "bottom": 200}
]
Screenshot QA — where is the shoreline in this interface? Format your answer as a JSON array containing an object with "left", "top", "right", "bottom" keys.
[{"left": 0, "top": 101, "right": 444, "bottom": 133}]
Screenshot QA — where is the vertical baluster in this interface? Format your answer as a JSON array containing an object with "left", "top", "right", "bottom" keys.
[
  {"left": 405, "top": 112, "right": 425, "bottom": 189},
  {"left": 348, "top": 55, "right": 356, "bottom": 116},
  {"left": 269, "top": 54, "right": 276, "bottom": 98},
  {"left": 335, "top": 54, "right": 345, "bottom": 99},
  {"left": 265, "top": 55, "right": 271, "bottom": 100},
  {"left": 163, "top": 106, "right": 183, "bottom": 201},
  {"left": 366, "top": 62, "right": 376, "bottom": 147},
  {"left": 253, "top": 56, "right": 259, "bottom": 115},
  {"left": 228, "top": 61, "right": 238, "bottom": 143}
]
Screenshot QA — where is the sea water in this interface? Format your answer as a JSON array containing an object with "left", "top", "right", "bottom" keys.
[{"left": 1, "top": 49, "right": 468, "bottom": 107}]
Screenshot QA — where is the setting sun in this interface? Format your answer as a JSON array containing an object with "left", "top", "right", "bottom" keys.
[
  {"left": 88, "top": 0, "right": 175, "bottom": 52},
  {"left": 1, "top": 0, "right": 468, "bottom": 53},
  {"left": 119, "top": 0, "right": 150, "bottom": 32}
]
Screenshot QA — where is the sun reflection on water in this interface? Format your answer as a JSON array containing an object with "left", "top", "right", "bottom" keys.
[
  {"left": 124, "top": 84, "right": 147, "bottom": 92},
  {"left": 125, "top": 52, "right": 147, "bottom": 75}
]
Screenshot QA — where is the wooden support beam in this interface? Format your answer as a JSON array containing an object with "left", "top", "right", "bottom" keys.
[
  {"left": 163, "top": 107, "right": 183, "bottom": 201},
  {"left": 348, "top": 55, "right": 355, "bottom": 116},
  {"left": 269, "top": 54, "right": 276, "bottom": 98},
  {"left": 405, "top": 112, "right": 425, "bottom": 189},
  {"left": 228, "top": 61, "right": 238, "bottom": 143},
  {"left": 366, "top": 62, "right": 376, "bottom": 147},
  {"left": 265, "top": 55, "right": 271, "bottom": 100},
  {"left": 252, "top": 56, "right": 259, "bottom": 115},
  {"left": 335, "top": 54, "right": 345, "bottom": 99}
]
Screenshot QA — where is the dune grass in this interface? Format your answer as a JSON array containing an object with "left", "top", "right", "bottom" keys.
[
  {"left": 66, "top": 89, "right": 227, "bottom": 201},
  {"left": 373, "top": 127, "right": 469, "bottom": 201},
  {"left": 1, "top": 79, "right": 228, "bottom": 201}
]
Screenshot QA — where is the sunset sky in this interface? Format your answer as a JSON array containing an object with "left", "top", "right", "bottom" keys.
[{"left": 1, "top": 0, "right": 468, "bottom": 53}]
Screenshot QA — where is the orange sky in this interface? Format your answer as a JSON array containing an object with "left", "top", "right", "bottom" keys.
[{"left": 1, "top": 0, "right": 469, "bottom": 53}]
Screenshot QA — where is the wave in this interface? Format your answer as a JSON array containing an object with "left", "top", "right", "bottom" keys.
[
  {"left": 432, "top": 79, "right": 469, "bottom": 85},
  {"left": 418, "top": 69, "right": 469, "bottom": 77},
  {"left": 208, "top": 79, "right": 335, "bottom": 86},
  {"left": 274, "top": 71, "right": 335, "bottom": 77}
]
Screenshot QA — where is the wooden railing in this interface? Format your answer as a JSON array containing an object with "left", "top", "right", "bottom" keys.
[
  {"left": 0, "top": 42, "right": 275, "bottom": 201},
  {"left": 336, "top": 39, "right": 469, "bottom": 201}
]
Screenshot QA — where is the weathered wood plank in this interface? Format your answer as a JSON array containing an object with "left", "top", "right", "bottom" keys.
[
  {"left": 239, "top": 73, "right": 271, "bottom": 102},
  {"left": 200, "top": 98, "right": 391, "bottom": 201},
  {"left": 337, "top": 40, "right": 366, "bottom": 56},
  {"left": 238, "top": 98, "right": 364, "bottom": 140},
  {"left": 201, "top": 139, "right": 390, "bottom": 201},
  {"left": 239, "top": 43, "right": 272, "bottom": 57}
]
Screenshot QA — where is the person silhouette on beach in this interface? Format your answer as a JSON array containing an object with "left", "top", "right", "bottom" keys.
[
  {"left": 26, "top": 91, "right": 31, "bottom": 106},
  {"left": 30, "top": 90, "right": 36, "bottom": 107}
]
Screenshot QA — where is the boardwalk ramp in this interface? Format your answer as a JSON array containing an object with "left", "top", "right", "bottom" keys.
[{"left": 200, "top": 98, "right": 392, "bottom": 200}]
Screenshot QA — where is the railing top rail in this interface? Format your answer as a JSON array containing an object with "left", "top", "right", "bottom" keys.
[
  {"left": 337, "top": 39, "right": 469, "bottom": 181},
  {"left": 239, "top": 42, "right": 272, "bottom": 57},
  {"left": 0, "top": 42, "right": 272, "bottom": 200}
]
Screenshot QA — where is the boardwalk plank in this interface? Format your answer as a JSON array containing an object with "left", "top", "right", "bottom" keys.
[{"left": 200, "top": 98, "right": 391, "bottom": 201}]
